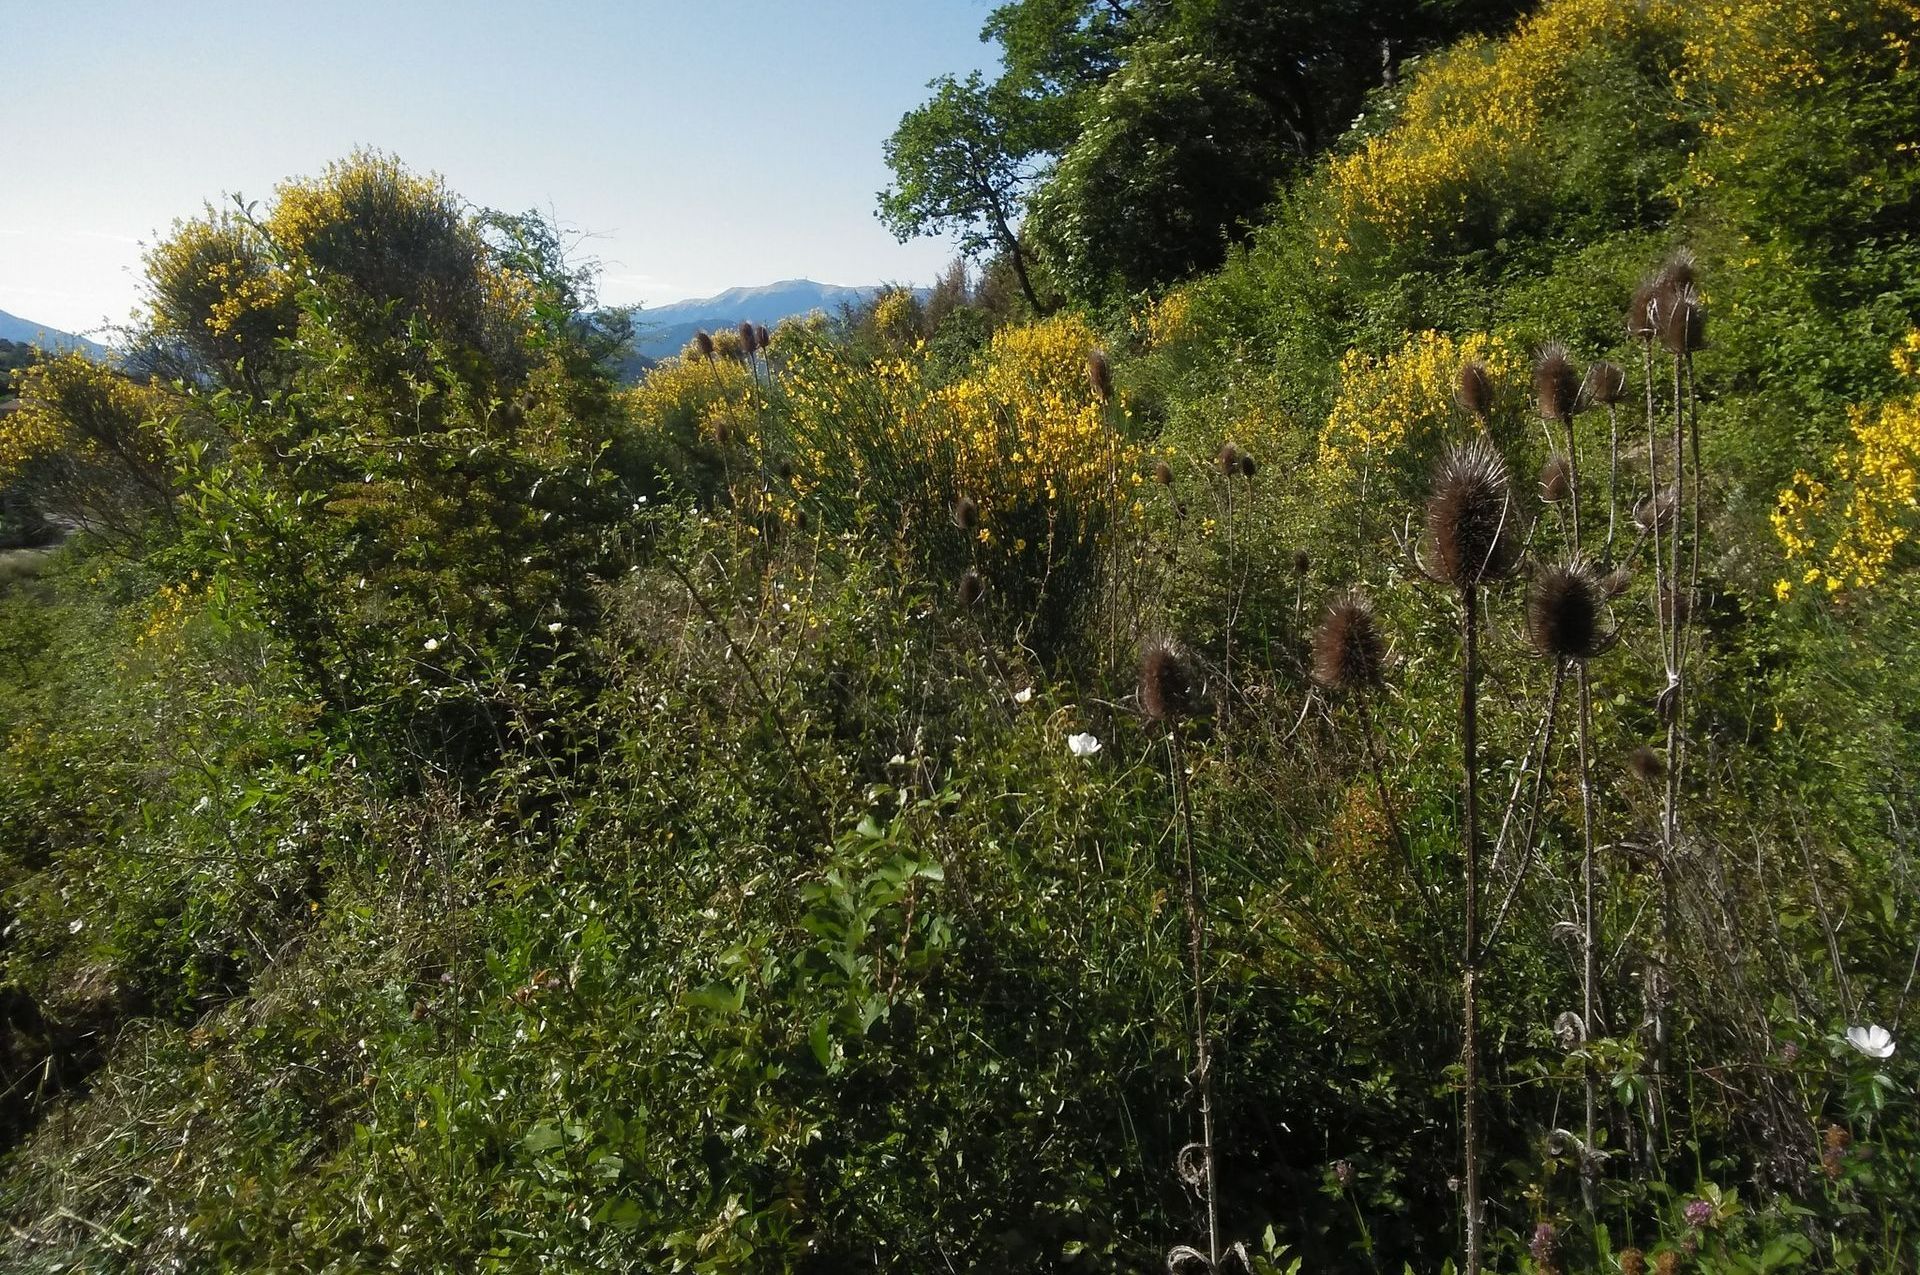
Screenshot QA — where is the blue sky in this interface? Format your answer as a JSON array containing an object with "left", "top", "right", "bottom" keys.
[{"left": 0, "top": 1, "right": 998, "bottom": 337}]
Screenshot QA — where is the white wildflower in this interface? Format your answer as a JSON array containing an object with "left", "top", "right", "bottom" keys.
[
  {"left": 1067, "top": 732, "right": 1102, "bottom": 757},
  {"left": 1847, "top": 1025, "right": 1896, "bottom": 1059}
]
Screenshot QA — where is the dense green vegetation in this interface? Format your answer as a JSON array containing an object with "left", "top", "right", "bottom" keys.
[{"left": 4, "top": 1, "right": 1920, "bottom": 1271}]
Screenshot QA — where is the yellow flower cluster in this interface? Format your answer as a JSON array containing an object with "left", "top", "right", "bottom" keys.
[
  {"left": 1319, "top": 330, "right": 1515, "bottom": 480},
  {"left": 778, "top": 312, "right": 1137, "bottom": 552},
  {"left": 0, "top": 354, "right": 174, "bottom": 480},
  {"left": 138, "top": 577, "right": 202, "bottom": 652},
  {"left": 1129, "top": 288, "right": 1194, "bottom": 350},
  {"left": 625, "top": 355, "right": 758, "bottom": 449},
  {"left": 1318, "top": 0, "right": 1664, "bottom": 260},
  {"left": 1316, "top": 0, "right": 1912, "bottom": 262},
  {"left": 1773, "top": 331, "right": 1920, "bottom": 598}
]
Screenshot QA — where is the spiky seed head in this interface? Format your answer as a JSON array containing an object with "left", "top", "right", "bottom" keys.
[
  {"left": 1138, "top": 637, "right": 1196, "bottom": 722},
  {"left": 1584, "top": 360, "right": 1628, "bottom": 407},
  {"left": 1218, "top": 442, "right": 1241, "bottom": 475},
  {"left": 1658, "top": 284, "right": 1707, "bottom": 354},
  {"left": 775, "top": 458, "right": 795, "bottom": 482},
  {"left": 1153, "top": 459, "right": 1174, "bottom": 486},
  {"left": 957, "top": 568, "right": 984, "bottom": 609},
  {"left": 754, "top": 323, "right": 770, "bottom": 350},
  {"left": 951, "top": 495, "right": 979, "bottom": 532},
  {"left": 1527, "top": 561, "right": 1611, "bottom": 660},
  {"left": 712, "top": 420, "right": 732, "bottom": 447},
  {"left": 793, "top": 506, "right": 810, "bottom": 531},
  {"left": 694, "top": 329, "right": 715, "bottom": 360},
  {"left": 1658, "top": 586, "right": 1692, "bottom": 627},
  {"left": 1633, "top": 486, "right": 1677, "bottom": 532},
  {"left": 1539, "top": 453, "right": 1572, "bottom": 503},
  {"left": 1655, "top": 1250, "right": 1680, "bottom": 1275},
  {"left": 1239, "top": 453, "right": 1258, "bottom": 479},
  {"left": 1293, "top": 548, "right": 1311, "bottom": 575},
  {"left": 738, "top": 321, "right": 757, "bottom": 356},
  {"left": 1619, "top": 1248, "right": 1647, "bottom": 1275},
  {"left": 1627, "top": 277, "right": 1660, "bottom": 341},
  {"left": 1087, "top": 348, "right": 1113, "bottom": 403},
  {"left": 1602, "top": 564, "right": 1633, "bottom": 597},
  {"left": 1656, "top": 247, "right": 1698, "bottom": 292},
  {"left": 1534, "top": 343, "right": 1580, "bottom": 421},
  {"left": 1456, "top": 361, "right": 1494, "bottom": 419},
  {"left": 1313, "top": 590, "right": 1387, "bottom": 693},
  {"left": 1627, "top": 746, "right": 1665, "bottom": 784},
  {"left": 1425, "top": 438, "right": 1521, "bottom": 589}
]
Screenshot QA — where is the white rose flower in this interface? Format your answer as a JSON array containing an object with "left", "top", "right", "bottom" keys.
[
  {"left": 1067, "top": 732, "right": 1102, "bottom": 757},
  {"left": 1847, "top": 1024, "right": 1896, "bottom": 1059}
]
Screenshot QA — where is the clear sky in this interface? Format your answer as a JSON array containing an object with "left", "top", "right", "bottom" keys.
[{"left": 0, "top": 1, "right": 998, "bottom": 339}]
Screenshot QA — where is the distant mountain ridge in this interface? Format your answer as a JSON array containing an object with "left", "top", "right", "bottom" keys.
[
  {"left": 623, "top": 279, "right": 905, "bottom": 366},
  {"left": 0, "top": 310, "right": 108, "bottom": 361}
]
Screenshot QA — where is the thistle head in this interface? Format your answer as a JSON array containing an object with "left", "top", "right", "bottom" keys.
[
  {"left": 1583, "top": 360, "right": 1628, "bottom": 407},
  {"left": 1456, "top": 360, "right": 1494, "bottom": 420},
  {"left": 1137, "top": 636, "right": 1196, "bottom": 723},
  {"left": 1527, "top": 560, "right": 1615, "bottom": 661},
  {"left": 738, "top": 321, "right": 758, "bottom": 356},
  {"left": 1539, "top": 453, "right": 1572, "bottom": 503},
  {"left": 1217, "top": 442, "right": 1241, "bottom": 476},
  {"left": 1628, "top": 277, "right": 1661, "bottom": 341},
  {"left": 1633, "top": 485, "right": 1677, "bottom": 532},
  {"left": 957, "top": 568, "right": 984, "bottom": 609},
  {"left": 1628, "top": 745, "right": 1665, "bottom": 784},
  {"left": 694, "top": 329, "right": 715, "bottom": 360},
  {"left": 1312, "top": 590, "right": 1386, "bottom": 694},
  {"left": 1424, "top": 438, "right": 1521, "bottom": 589},
  {"left": 1656, "top": 247, "right": 1698, "bottom": 292},
  {"left": 1658, "top": 284, "right": 1707, "bottom": 355},
  {"left": 951, "top": 495, "right": 979, "bottom": 532},
  {"left": 1534, "top": 343, "right": 1580, "bottom": 421},
  {"left": 1153, "top": 459, "right": 1175, "bottom": 486},
  {"left": 1087, "top": 348, "right": 1114, "bottom": 403}
]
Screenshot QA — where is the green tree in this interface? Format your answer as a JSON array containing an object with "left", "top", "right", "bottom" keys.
[
  {"left": 1027, "top": 40, "right": 1283, "bottom": 300},
  {"left": 877, "top": 73, "right": 1052, "bottom": 313}
]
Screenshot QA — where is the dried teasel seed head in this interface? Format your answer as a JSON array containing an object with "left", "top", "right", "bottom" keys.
[
  {"left": 755, "top": 322, "right": 770, "bottom": 350},
  {"left": 694, "top": 329, "right": 715, "bottom": 360},
  {"left": 1633, "top": 485, "right": 1677, "bottom": 532},
  {"left": 1312, "top": 590, "right": 1386, "bottom": 693},
  {"left": 1087, "top": 348, "right": 1113, "bottom": 403},
  {"left": 712, "top": 420, "right": 733, "bottom": 447},
  {"left": 775, "top": 457, "right": 796, "bottom": 482},
  {"left": 1239, "top": 453, "right": 1258, "bottom": 479},
  {"left": 1659, "top": 284, "right": 1707, "bottom": 355},
  {"left": 1293, "top": 548, "right": 1311, "bottom": 575},
  {"left": 950, "top": 495, "right": 979, "bottom": 531},
  {"left": 1152, "top": 459, "right": 1174, "bottom": 485},
  {"left": 1528, "top": 560, "right": 1613, "bottom": 661},
  {"left": 1539, "top": 453, "right": 1573, "bottom": 503},
  {"left": 1657, "top": 586, "right": 1693, "bottom": 626},
  {"left": 956, "top": 568, "right": 984, "bottom": 609},
  {"left": 738, "top": 321, "right": 758, "bottom": 356},
  {"left": 1602, "top": 564, "right": 1634, "bottom": 597},
  {"left": 1583, "top": 360, "right": 1628, "bottom": 407},
  {"left": 1217, "top": 442, "right": 1241, "bottom": 475},
  {"left": 1456, "top": 360, "right": 1494, "bottom": 419},
  {"left": 1534, "top": 343, "right": 1580, "bottom": 421},
  {"left": 1656, "top": 246, "right": 1698, "bottom": 292},
  {"left": 1424, "top": 438, "right": 1521, "bottom": 589},
  {"left": 1137, "top": 636, "right": 1197, "bottom": 722},
  {"left": 1627, "top": 277, "right": 1661, "bottom": 341}
]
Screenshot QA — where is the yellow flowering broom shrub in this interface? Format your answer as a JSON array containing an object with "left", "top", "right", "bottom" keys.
[
  {"left": 1773, "top": 331, "right": 1920, "bottom": 598},
  {"left": 777, "top": 312, "right": 1138, "bottom": 633},
  {"left": 1318, "top": 330, "right": 1518, "bottom": 499}
]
